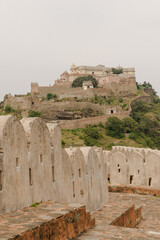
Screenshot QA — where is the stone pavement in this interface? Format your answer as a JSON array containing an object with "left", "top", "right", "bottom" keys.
[
  {"left": 77, "top": 192, "right": 160, "bottom": 239},
  {"left": 0, "top": 201, "right": 95, "bottom": 240}
]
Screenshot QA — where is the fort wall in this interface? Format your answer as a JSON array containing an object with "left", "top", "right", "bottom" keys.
[
  {"left": 107, "top": 146, "right": 160, "bottom": 188},
  {"left": 59, "top": 112, "right": 130, "bottom": 129},
  {"left": 0, "top": 115, "right": 108, "bottom": 214},
  {"left": 1, "top": 115, "right": 159, "bottom": 216}
]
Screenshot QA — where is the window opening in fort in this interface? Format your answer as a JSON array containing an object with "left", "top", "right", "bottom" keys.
[
  {"left": 118, "top": 168, "right": 121, "bottom": 173},
  {"left": 29, "top": 168, "right": 32, "bottom": 186},
  {"left": 149, "top": 178, "right": 152, "bottom": 186},
  {"left": 0, "top": 170, "right": 2, "bottom": 190},
  {"left": 16, "top": 157, "right": 19, "bottom": 167},
  {"left": 108, "top": 174, "right": 111, "bottom": 183},
  {"left": 78, "top": 168, "right": 81, "bottom": 178},
  {"left": 111, "top": 110, "right": 114, "bottom": 114},
  {"left": 92, "top": 72, "right": 94, "bottom": 74},
  {"left": 73, "top": 181, "right": 75, "bottom": 198},
  {"left": 138, "top": 170, "right": 140, "bottom": 174},
  {"left": 130, "top": 175, "right": 134, "bottom": 184},
  {"left": 52, "top": 166, "right": 55, "bottom": 182},
  {"left": 118, "top": 164, "right": 120, "bottom": 167},
  {"left": 40, "top": 154, "right": 43, "bottom": 163}
]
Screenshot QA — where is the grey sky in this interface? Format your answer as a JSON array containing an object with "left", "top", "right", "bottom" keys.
[{"left": 0, "top": 0, "right": 160, "bottom": 100}]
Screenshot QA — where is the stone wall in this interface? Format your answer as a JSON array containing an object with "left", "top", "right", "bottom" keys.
[
  {"left": 59, "top": 112, "right": 130, "bottom": 130},
  {"left": 0, "top": 115, "right": 108, "bottom": 214},
  {"left": 4, "top": 94, "right": 33, "bottom": 111},
  {"left": 32, "top": 101, "right": 126, "bottom": 121},
  {"left": 37, "top": 84, "right": 112, "bottom": 99},
  {"left": 105, "top": 146, "right": 160, "bottom": 188}
]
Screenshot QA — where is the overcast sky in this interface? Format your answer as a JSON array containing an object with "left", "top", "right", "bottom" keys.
[{"left": 0, "top": 0, "right": 160, "bottom": 100}]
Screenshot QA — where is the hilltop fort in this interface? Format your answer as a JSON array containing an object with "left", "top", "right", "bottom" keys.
[
  {"left": 31, "top": 64, "right": 137, "bottom": 98},
  {"left": 3, "top": 64, "right": 155, "bottom": 132}
]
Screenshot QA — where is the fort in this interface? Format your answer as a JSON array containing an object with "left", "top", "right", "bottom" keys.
[
  {"left": 0, "top": 115, "right": 160, "bottom": 239},
  {"left": 2, "top": 63, "right": 139, "bottom": 126},
  {"left": 31, "top": 64, "right": 137, "bottom": 98}
]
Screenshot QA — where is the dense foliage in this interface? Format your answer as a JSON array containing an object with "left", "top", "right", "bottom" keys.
[
  {"left": 71, "top": 75, "right": 98, "bottom": 88},
  {"left": 105, "top": 117, "right": 124, "bottom": 138},
  {"left": 47, "top": 93, "right": 57, "bottom": 101},
  {"left": 28, "top": 110, "right": 42, "bottom": 117},
  {"left": 112, "top": 68, "right": 123, "bottom": 74}
]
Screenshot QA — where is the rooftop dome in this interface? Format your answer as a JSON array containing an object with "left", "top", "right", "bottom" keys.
[
  {"left": 70, "top": 63, "right": 77, "bottom": 70},
  {"left": 117, "top": 65, "right": 122, "bottom": 69}
]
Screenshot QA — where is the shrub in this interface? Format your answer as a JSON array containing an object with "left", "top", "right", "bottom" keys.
[
  {"left": 107, "top": 143, "right": 115, "bottom": 150},
  {"left": 84, "top": 126, "right": 101, "bottom": 139},
  {"left": 5, "top": 105, "right": 14, "bottom": 114},
  {"left": 130, "top": 101, "right": 152, "bottom": 122},
  {"left": 83, "top": 136, "right": 97, "bottom": 146},
  {"left": 112, "top": 68, "right": 123, "bottom": 74},
  {"left": 122, "top": 117, "right": 139, "bottom": 133},
  {"left": 61, "top": 140, "right": 66, "bottom": 147},
  {"left": 28, "top": 110, "right": 42, "bottom": 117},
  {"left": 47, "top": 93, "right": 57, "bottom": 101},
  {"left": 105, "top": 117, "right": 124, "bottom": 138}
]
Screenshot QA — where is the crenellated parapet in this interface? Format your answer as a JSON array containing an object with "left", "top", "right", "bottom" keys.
[
  {"left": 106, "top": 146, "right": 160, "bottom": 188},
  {"left": 0, "top": 116, "right": 108, "bottom": 214}
]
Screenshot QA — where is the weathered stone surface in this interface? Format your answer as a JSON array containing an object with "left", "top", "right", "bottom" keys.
[
  {"left": 0, "top": 202, "right": 95, "bottom": 240},
  {"left": 0, "top": 115, "right": 29, "bottom": 214},
  {"left": 21, "top": 117, "right": 54, "bottom": 203},
  {"left": 65, "top": 148, "right": 88, "bottom": 207},
  {"left": 80, "top": 147, "right": 102, "bottom": 211},
  {"left": 47, "top": 123, "right": 63, "bottom": 202},
  {"left": 94, "top": 147, "right": 108, "bottom": 204},
  {"left": 78, "top": 192, "right": 160, "bottom": 239},
  {"left": 109, "top": 151, "right": 128, "bottom": 185}
]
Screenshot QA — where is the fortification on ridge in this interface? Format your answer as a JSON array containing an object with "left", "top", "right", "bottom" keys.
[{"left": 31, "top": 63, "right": 137, "bottom": 98}]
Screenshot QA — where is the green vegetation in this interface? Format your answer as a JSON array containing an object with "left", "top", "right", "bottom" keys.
[
  {"left": 61, "top": 123, "right": 144, "bottom": 150},
  {"left": 31, "top": 202, "right": 40, "bottom": 207},
  {"left": 61, "top": 139, "right": 66, "bottom": 148},
  {"left": 112, "top": 68, "right": 123, "bottom": 74},
  {"left": 72, "top": 75, "right": 98, "bottom": 88},
  {"left": 5, "top": 105, "right": 15, "bottom": 114},
  {"left": 62, "top": 90, "right": 160, "bottom": 150},
  {"left": 28, "top": 110, "right": 42, "bottom": 117},
  {"left": 105, "top": 117, "right": 124, "bottom": 139},
  {"left": 47, "top": 93, "right": 57, "bottom": 101},
  {"left": 0, "top": 105, "right": 22, "bottom": 119}
]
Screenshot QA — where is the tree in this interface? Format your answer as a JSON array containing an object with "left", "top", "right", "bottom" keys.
[
  {"left": 122, "top": 117, "right": 139, "bottom": 133},
  {"left": 130, "top": 101, "right": 152, "bottom": 122},
  {"left": 112, "top": 68, "right": 123, "bottom": 74},
  {"left": 84, "top": 125, "right": 100, "bottom": 139},
  {"left": 71, "top": 75, "right": 98, "bottom": 88},
  {"left": 47, "top": 93, "right": 57, "bottom": 101},
  {"left": 105, "top": 117, "right": 124, "bottom": 138},
  {"left": 5, "top": 105, "right": 14, "bottom": 114}
]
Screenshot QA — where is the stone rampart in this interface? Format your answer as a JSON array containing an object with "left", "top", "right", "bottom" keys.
[
  {"left": 37, "top": 85, "right": 112, "bottom": 99},
  {"left": 4, "top": 94, "right": 32, "bottom": 111},
  {"left": 0, "top": 115, "right": 108, "bottom": 214},
  {"left": 59, "top": 112, "right": 130, "bottom": 129},
  {"left": 106, "top": 146, "right": 160, "bottom": 188}
]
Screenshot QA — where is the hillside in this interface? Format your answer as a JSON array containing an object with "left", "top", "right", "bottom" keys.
[
  {"left": 61, "top": 82, "right": 160, "bottom": 150},
  {"left": 1, "top": 81, "right": 160, "bottom": 150}
]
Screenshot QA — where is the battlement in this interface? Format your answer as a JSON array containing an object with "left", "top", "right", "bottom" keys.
[
  {"left": 106, "top": 146, "right": 160, "bottom": 187},
  {"left": 0, "top": 115, "right": 108, "bottom": 214}
]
